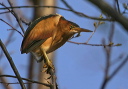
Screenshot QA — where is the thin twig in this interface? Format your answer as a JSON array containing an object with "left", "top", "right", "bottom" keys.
[
  {"left": 0, "top": 2, "right": 25, "bottom": 34},
  {"left": 101, "top": 39, "right": 111, "bottom": 89},
  {"left": 115, "top": 0, "right": 120, "bottom": 13},
  {"left": 0, "top": 11, "right": 10, "bottom": 14},
  {"left": 20, "top": 18, "right": 30, "bottom": 26},
  {"left": 68, "top": 40, "right": 121, "bottom": 47},
  {"left": 0, "top": 31, "right": 15, "bottom": 59},
  {"left": 7, "top": 0, "right": 25, "bottom": 33},
  {"left": 61, "top": 0, "right": 95, "bottom": 44},
  {"left": 122, "top": 3, "right": 128, "bottom": 14},
  {"left": 109, "top": 56, "right": 128, "bottom": 80},
  {"left": 0, "top": 19, "right": 24, "bottom": 37},
  {"left": 0, "top": 75, "right": 51, "bottom": 87},
  {"left": 88, "top": 0, "right": 128, "bottom": 31},
  {"left": 86, "top": 15, "right": 105, "bottom": 43},
  {"left": 85, "top": 23, "right": 97, "bottom": 43},
  {"left": 0, "top": 82, "right": 42, "bottom": 85},
  {"left": 0, "top": 39, "right": 26, "bottom": 89},
  {"left": 0, "top": 4, "right": 113, "bottom": 21},
  {"left": 100, "top": 22, "right": 115, "bottom": 89},
  {"left": 61, "top": 0, "right": 74, "bottom": 10}
]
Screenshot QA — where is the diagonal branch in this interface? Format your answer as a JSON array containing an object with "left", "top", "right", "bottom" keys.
[
  {"left": 0, "top": 19, "right": 24, "bottom": 37},
  {"left": 115, "top": 0, "right": 120, "bottom": 13},
  {"left": 0, "top": 39, "right": 26, "bottom": 89},
  {"left": 109, "top": 56, "right": 128, "bottom": 80},
  {"left": 7, "top": 0, "right": 25, "bottom": 34},
  {"left": 61, "top": 0, "right": 74, "bottom": 10},
  {"left": 88, "top": 0, "right": 128, "bottom": 31},
  {"left": 0, "top": 2, "right": 25, "bottom": 34}
]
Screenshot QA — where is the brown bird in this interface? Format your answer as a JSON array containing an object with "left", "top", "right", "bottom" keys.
[{"left": 21, "top": 14, "right": 92, "bottom": 68}]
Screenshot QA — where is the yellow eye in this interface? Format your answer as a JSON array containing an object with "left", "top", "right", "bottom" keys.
[{"left": 70, "top": 25, "right": 75, "bottom": 29}]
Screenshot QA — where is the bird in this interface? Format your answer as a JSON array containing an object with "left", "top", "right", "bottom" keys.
[{"left": 20, "top": 14, "right": 92, "bottom": 69}]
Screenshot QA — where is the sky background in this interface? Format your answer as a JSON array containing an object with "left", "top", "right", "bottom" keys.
[{"left": 0, "top": 0, "right": 128, "bottom": 89}]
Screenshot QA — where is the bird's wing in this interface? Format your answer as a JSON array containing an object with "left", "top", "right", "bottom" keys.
[{"left": 21, "top": 17, "right": 55, "bottom": 53}]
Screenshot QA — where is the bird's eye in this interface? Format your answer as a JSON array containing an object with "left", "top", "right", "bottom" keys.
[{"left": 70, "top": 25, "right": 75, "bottom": 30}]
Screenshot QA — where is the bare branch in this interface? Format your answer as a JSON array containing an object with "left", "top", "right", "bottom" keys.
[
  {"left": 0, "top": 19, "right": 24, "bottom": 37},
  {"left": 115, "top": 0, "right": 121, "bottom": 13},
  {"left": 0, "top": 4, "right": 113, "bottom": 21},
  {"left": 100, "top": 22, "right": 115, "bottom": 89},
  {"left": 0, "top": 75, "right": 51, "bottom": 87},
  {"left": 68, "top": 40, "right": 121, "bottom": 47},
  {"left": 85, "top": 15, "right": 105, "bottom": 44},
  {"left": 61, "top": 0, "right": 74, "bottom": 10},
  {"left": 0, "top": 3, "right": 25, "bottom": 34},
  {"left": 0, "top": 39, "right": 26, "bottom": 89},
  {"left": 0, "top": 81, "right": 47, "bottom": 85},
  {"left": 0, "top": 31, "right": 15, "bottom": 59},
  {"left": 109, "top": 56, "right": 128, "bottom": 80},
  {"left": 101, "top": 39, "right": 111, "bottom": 89},
  {"left": 88, "top": 0, "right": 128, "bottom": 31},
  {"left": 0, "top": 11, "right": 10, "bottom": 14}
]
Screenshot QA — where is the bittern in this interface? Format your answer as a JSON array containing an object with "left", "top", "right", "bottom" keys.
[{"left": 21, "top": 14, "right": 92, "bottom": 68}]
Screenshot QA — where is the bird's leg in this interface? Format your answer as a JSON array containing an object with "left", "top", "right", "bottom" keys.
[{"left": 40, "top": 47, "right": 54, "bottom": 70}]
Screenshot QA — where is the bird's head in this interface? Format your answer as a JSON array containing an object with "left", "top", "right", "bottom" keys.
[
  {"left": 68, "top": 21, "right": 92, "bottom": 34},
  {"left": 56, "top": 15, "right": 92, "bottom": 36}
]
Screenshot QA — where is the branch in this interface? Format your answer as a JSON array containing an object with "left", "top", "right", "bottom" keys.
[
  {"left": 0, "top": 3, "right": 25, "bottom": 34},
  {"left": 100, "top": 23, "right": 115, "bottom": 89},
  {"left": 0, "top": 82, "right": 31, "bottom": 85},
  {"left": 0, "top": 39, "right": 26, "bottom": 89},
  {"left": 109, "top": 56, "right": 128, "bottom": 80},
  {"left": 0, "top": 4, "right": 112, "bottom": 21},
  {"left": 68, "top": 40, "right": 121, "bottom": 47},
  {"left": 0, "top": 11, "right": 10, "bottom": 14},
  {"left": 0, "top": 30, "right": 15, "bottom": 59},
  {"left": 100, "top": 55, "right": 128, "bottom": 89},
  {"left": 0, "top": 19, "right": 24, "bottom": 37},
  {"left": 101, "top": 39, "right": 111, "bottom": 89},
  {"left": 0, "top": 75, "right": 51, "bottom": 87},
  {"left": 88, "top": 0, "right": 128, "bottom": 31},
  {"left": 115, "top": 0, "right": 120, "bottom": 13},
  {"left": 61, "top": 0, "right": 74, "bottom": 10}
]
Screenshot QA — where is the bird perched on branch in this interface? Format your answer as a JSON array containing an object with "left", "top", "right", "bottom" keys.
[{"left": 20, "top": 14, "right": 92, "bottom": 69}]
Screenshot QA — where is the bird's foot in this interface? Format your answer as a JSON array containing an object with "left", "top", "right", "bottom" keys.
[
  {"left": 46, "top": 59, "right": 54, "bottom": 69},
  {"left": 43, "top": 60, "right": 54, "bottom": 74}
]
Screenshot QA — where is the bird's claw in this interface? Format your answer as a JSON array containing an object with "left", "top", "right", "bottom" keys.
[
  {"left": 46, "top": 59, "right": 54, "bottom": 69},
  {"left": 43, "top": 60, "right": 54, "bottom": 74}
]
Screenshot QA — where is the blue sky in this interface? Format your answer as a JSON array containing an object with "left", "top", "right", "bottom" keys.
[{"left": 0, "top": 0, "right": 128, "bottom": 89}]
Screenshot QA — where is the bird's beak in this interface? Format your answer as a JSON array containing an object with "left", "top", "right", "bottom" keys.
[{"left": 74, "top": 27, "right": 93, "bottom": 32}]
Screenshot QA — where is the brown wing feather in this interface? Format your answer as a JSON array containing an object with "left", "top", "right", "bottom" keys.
[{"left": 21, "top": 17, "right": 55, "bottom": 53}]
